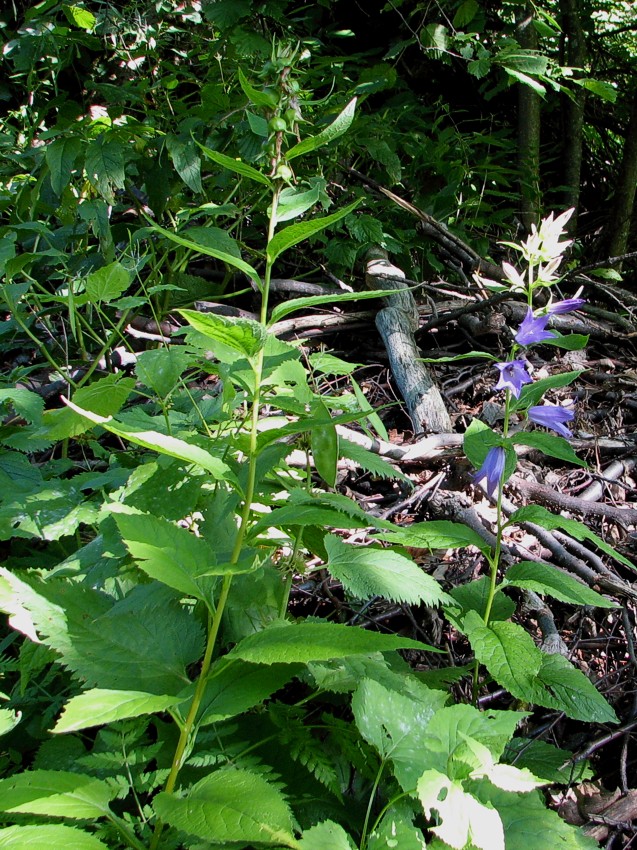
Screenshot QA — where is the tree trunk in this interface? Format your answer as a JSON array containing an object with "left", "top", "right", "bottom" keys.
[
  {"left": 607, "top": 91, "right": 637, "bottom": 261},
  {"left": 560, "top": 0, "right": 587, "bottom": 233},
  {"left": 517, "top": 5, "right": 541, "bottom": 232}
]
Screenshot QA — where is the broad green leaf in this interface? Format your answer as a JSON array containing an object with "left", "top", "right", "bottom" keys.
[
  {"left": 508, "top": 505, "right": 635, "bottom": 569},
  {"left": 464, "top": 612, "right": 542, "bottom": 701},
  {"left": 0, "top": 479, "right": 98, "bottom": 542},
  {"left": 269, "top": 284, "right": 389, "bottom": 324},
  {"left": 45, "top": 136, "right": 83, "bottom": 195},
  {"left": 114, "top": 509, "right": 222, "bottom": 599},
  {"left": 453, "top": 0, "right": 479, "bottom": 27},
  {"left": 537, "top": 653, "right": 618, "bottom": 724},
  {"left": 503, "top": 561, "right": 617, "bottom": 608},
  {"left": 134, "top": 347, "right": 190, "bottom": 398},
  {"left": 178, "top": 309, "right": 266, "bottom": 358},
  {"left": 299, "top": 821, "right": 356, "bottom": 849},
  {"left": 267, "top": 200, "right": 361, "bottom": 266},
  {"left": 575, "top": 78, "right": 617, "bottom": 103},
  {"left": 0, "top": 389, "right": 44, "bottom": 425},
  {"left": 287, "top": 97, "right": 357, "bottom": 160},
  {"left": 503, "top": 738, "right": 593, "bottom": 784},
  {"left": 54, "top": 689, "right": 184, "bottom": 733},
  {"left": 41, "top": 374, "right": 135, "bottom": 441},
  {"left": 417, "top": 770, "right": 504, "bottom": 850},
  {"left": 85, "top": 261, "right": 130, "bottom": 303},
  {"left": 0, "top": 825, "right": 108, "bottom": 849},
  {"left": 196, "top": 138, "right": 272, "bottom": 186},
  {"left": 199, "top": 661, "right": 299, "bottom": 725},
  {"left": 275, "top": 184, "right": 321, "bottom": 223},
  {"left": 513, "top": 371, "right": 584, "bottom": 411},
  {"left": 448, "top": 576, "right": 516, "bottom": 622},
  {"left": 367, "top": 813, "right": 426, "bottom": 850},
  {"left": 373, "top": 520, "right": 491, "bottom": 556},
  {"left": 496, "top": 48, "right": 549, "bottom": 75},
  {"left": 541, "top": 332, "right": 589, "bottom": 350},
  {"left": 183, "top": 225, "right": 242, "bottom": 259},
  {"left": 166, "top": 135, "right": 202, "bottom": 193},
  {"left": 324, "top": 534, "right": 453, "bottom": 606},
  {"left": 339, "top": 438, "right": 409, "bottom": 483},
  {"left": 0, "top": 770, "right": 115, "bottom": 819},
  {"left": 238, "top": 67, "right": 279, "bottom": 108},
  {"left": 154, "top": 768, "right": 298, "bottom": 847},
  {"left": 85, "top": 136, "right": 125, "bottom": 202},
  {"left": 505, "top": 68, "right": 547, "bottom": 96},
  {"left": 311, "top": 398, "right": 338, "bottom": 487},
  {"left": 62, "top": 5, "right": 96, "bottom": 29},
  {"left": 227, "top": 620, "right": 440, "bottom": 665},
  {"left": 250, "top": 503, "right": 370, "bottom": 536},
  {"left": 145, "top": 219, "right": 262, "bottom": 290},
  {"left": 510, "top": 432, "right": 586, "bottom": 467},
  {"left": 62, "top": 399, "right": 233, "bottom": 481}
]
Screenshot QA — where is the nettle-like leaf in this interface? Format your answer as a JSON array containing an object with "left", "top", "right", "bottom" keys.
[
  {"left": 0, "top": 478, "right": 99, "bottom": 542},
  {"left": 166, "top": 134, "right": 202, "bottom": 193},
  {"left": 464, "top": 612, "right": 618, "bottom": 723},
  {"left": 153, "top": 768, "right": 298, "bottom": 848},
  {"left": 299, "top": 821, "right": 356, "bottom": 849},
  {"left": 417, "top": 769, "right": 505, "bottom": 850},
  {"left": 508, "top": 504, "right": 635, "bottom": 570},
  {"left": 448, "top": 576, "right": 516, "bottom": 623},
  {"left": 178, "top": 309, "right": 267, "bottom": 358},
  {"left": 85, "top": 261, "right": 130, "bottom": 303},
  {"left": 373, "top": 520, "right": 491, "bottom": 556},
  {"left": 0, "top": 770, "right": 116, "bottom": 820},
  {"left": 85, "top": 134, "right": 125, "bottom": 202},
  {"left": 0, "top": 824, "right": 108, "bottom": 849},
  {"left": 0, "top": 389, "right": 44, "bottom": 425},
  {"left": 339, "top": 438, "right": 409, "bottom": 483},
  {"left": 367, "top": 811, "right": 426, "bottom": 850},
  {"left": 0, "top": 572, "right": 203, "bottom": 696},
  {"left": 45, "top": 136, "right": 83, "bottom": 196},
  {"left": 41, "top": 374, "right": 135, "bottom": 441},
  {"left": 503, "top": 561, "right": 617, "bottom": 608},
  {"left": 54, "top": 689, "right": 186, "bottom": 734},
  {"left": 134, "top": 347, "right": 190, "bottom": 398},
  {"left": 227, "top": 620, "right": 439, "bottom": 665},
  {"left": 324, "top": 534, "right": 453, "bottom": 606}
]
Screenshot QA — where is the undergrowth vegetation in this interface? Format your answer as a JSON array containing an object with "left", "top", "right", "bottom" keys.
[{"left": 0, "top": 2, "right": 635, "bottom": 848}]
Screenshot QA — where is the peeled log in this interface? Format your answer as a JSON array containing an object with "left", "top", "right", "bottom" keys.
[{"left": 365, "top": 254, "right": 452, "bottom": 434}]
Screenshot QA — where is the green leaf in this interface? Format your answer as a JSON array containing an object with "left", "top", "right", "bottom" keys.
[
  {"left": 0, "top": 770, "right": 116, "bottom": 819},
  {"left": 62, "top": 399, "right": 233, "bottom": 481},
  {"left": 199, "top": 660, "right": 299, "bottom": 725},
  {"left": 0, "top": 389, "right": 44, "bottom": 425},
  {"left": 541, "top": 332, "right": 589, "bottom": 350},
  {"left": 339, "top": 438, "right": 409, "bottom": 483},
  {"left": 85, "top": 136, "right": 125, "bottom": 202},
  {"left": 0, "top": 709, "right": 20, "bottom": 737},
  {"left": 513, "top": 370, "right": 584, "bottom": 411},
  {"left": 166, "top": 135, "right": 202, "bottom": 193},
  {"left": 85, "top": 261, "right": 130, "bottom": 303},
  {"left": 311, "top": 398, "right": 338, "bottom": 487},
  {"left": 510, "top": 432, "right": 586, "bottom": 467},
  {"left": 449, "top": 576, "right": 516, "bottom": 622},
  {"left": 238, "top": 67, "right": 279, "bottom": 108},
  {"left": 367, "top": 813, "right": 426, "bottom": 850},
  {"left": 0, "top": 825, "right": 108, "bottom": 849},
  {"left": 54, "top": 689, "right": 184, "bottom": 733},
  {"left": 227, "top": 620, "right": 440, "bottom": 665},
  {"left": 196, "top": 139, "right": 273, "bottom": 186},
  {"left": 299, "top": 821, "right": 357, "bottom": 849},
  {"left": 185, "top": 225, "right": 243, "bottom": 259},
  {"left": 508, "top": 505, "right": 635, "bottom": 570},
  {"left": 324, "top": 534, "right": 453, "bottom": 606},
  {"left": 417, "top": 770, "right": 505, "bottom": 850},
  {"left": 537, "top": 652, "right": 618, "bottom": 723},
  {"left": 275, "top": 184, "right": 321, "bottom": 223},
  {"left": 453, "top": 0, "right": 479, "bottom": 27},
  {"left": 178, "top": 309, "right": 266, "bottom": 358},
  {"left": 62, "top": 5, "right": 96, "bottom": 29},
  {"left": 505, "top": 68, "right": 547, "bottom": 96},
  {"left": 575, "top": 78, "right": 617, "bottom": 103},
  {"left": 267, "top": 200, "right": 361, "bottom": 266},
  {"left": 154, "top": 768, "right": 298, "bottom": 847},
  {"left": 46, "top": 136, "right": 83, "bottom": 195},
  {"left": 373, "top": 520, "right": 491, "bottom": 556},
  {"left": 113, "top": 509, "right": 220, "bottom": 601},
  {"left": 419, "top": 351, "right": 498, "bottom": 363},
  {"left": 145, "top": 219, "right": 262, "bottom": 290},
  {"left": 287, "top": 98, "right": 357, "bottom": 160},
  {"left": 503, "top": 561, "right": 617, "bottom": 608},
  {"left": 41, "top": 375, "right": 134, "bottom": 442},
  {"left": 134, "top": 347, "right": 190, "bottom": 398},
  {"left": 269, "top": 284, "right": 392, "bottom": 325},
  {"left": 463, "top": 419, "right": 517, "bottom": 483}
]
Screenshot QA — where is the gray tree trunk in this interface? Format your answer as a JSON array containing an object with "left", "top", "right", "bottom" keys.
[
  {"left": 607, "top": 91, "right": 637, "bottom": 261},
  {"left": 517, "top": 5, "right": 541, "bottom": 232}
]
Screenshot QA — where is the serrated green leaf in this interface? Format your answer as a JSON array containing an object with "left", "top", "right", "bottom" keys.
[
  {"left": 166, "top": 135, "right": 202, "bottom": 193},
  {"left": 62, "top": 399, "right": 233, "bottom": 481},
  {"left": 0, "top": 770, "right": 116, "bottom": 819},
  {"left": 0, "top": 389, "right": 44, "bottom": 425},
  {"left": 46, "top": 136, "right": 83, "bottom": 195},
  {"left": 238, "top": 67, "right": 279, "bottom": 108},
  {"left": 268, "top": 284, "right": 392, "bottom": 324},
  {"left": 311, "top": 398, "right": 338, "bottom": 487},
  {"left": 449, "top": 576, "right": 516, "bottom": 622},
  {"left": 505, "top": 67, "right": 547, "bottom": 96},
  {"left": 145, "top": 219, "right": 262, "bottom": 290},
  {"left": 576, "top": 78, "right": 617, "bottom": 103},
  {"left": 324, "top": 534, "right": 452, "bottom": 605},
  {"left": 41, "top": 375, "right": 135, "bottom": 442},
  {"left": 154, "top": 768, "right": 298, "bottom": 847},
  {"left": 85, "top": 136, "right": 125, "bottom": 202},
  {"left": 0, "top": 478, "right": 98, "bottom": 542},
  {"left": 287, "top": 98, "right": 357, "bottom": 160},
  {"left": 228, "top": 620, "right": 440, "bottom": 665},
  {"left": 0, "top": 824, "right": 108, "bottom": 849},
  {"left": 85, "top": 261, "right": 130, "bottom": 303},
  {"left": 339, "top": 438, "right": 408, "bottom": 483},
  {"left": 196, "top": 139, "right": 272, "bottom": 186},
  {"left": 134, "top": 347, "right": 190, "bottom": 398},
  {"left": 508, "top": 505, "right": 634, "bottom": 569},
  {"left": 503, "top": 561, "right": 617, "bottom": 608},
  {"left": 373, "top": 520, "right": 491, "bottom": 556},
  {"left": 510, "top": 432, "right": 586, "bottom": 467},
  {"left": 267, "top": 200, "right": 361, "bottom": 266},
  {"left": 54, "top": 689, "right": 184, "bottom": 733},
  {"left": 537, "top": 652, "right": 618, "bottom": 723},
  {"left": 178, "top": 309, "right": 266, "bottom": 358},
  {"left": 62, "top": 5, "right": 96, "bottom": 30},
  {"left": 299, "top": 821, "right": 357, "bottom": 849},
  {"left": 367, "top": 813, "right": 426, "bottom": 850},
  {"left": 199, "top": 660, "right": 299, "bottom": 725}
]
